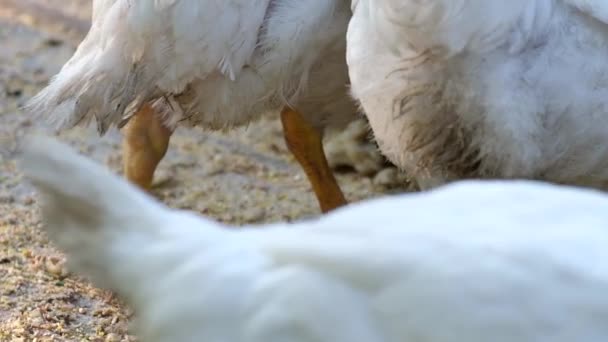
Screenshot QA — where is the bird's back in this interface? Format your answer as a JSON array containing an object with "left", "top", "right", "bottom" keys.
[{"left": 245, "top": 180, "right": 608, "bottom": 342}]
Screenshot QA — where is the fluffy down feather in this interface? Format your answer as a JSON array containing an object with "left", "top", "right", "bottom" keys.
[
  {"left": 348, "top": 0, "right": 608, "bottom": 190},
  {"left": 20, "top": 135, "right": 608, "bottom": 342}
]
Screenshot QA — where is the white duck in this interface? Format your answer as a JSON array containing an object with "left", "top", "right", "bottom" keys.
[
  {"left": 347, "top": 0, "right": 608, "bottom": 190},
  {"left": 28, "top": 0, "right": 356, "bottom": 212},
  {"left": 21, "top": 135, "right": 608, "bottom": 342}
]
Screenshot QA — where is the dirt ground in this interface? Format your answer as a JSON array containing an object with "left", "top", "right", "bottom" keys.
[{"left": 0, "top": 1, "right": 410, "bottom": 341}]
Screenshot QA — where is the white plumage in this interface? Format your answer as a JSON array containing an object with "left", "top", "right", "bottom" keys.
[
  {"left": 347, "top": 0, "right": 608, "bottom": 190},
  {"left": 21, "top": 135, "right": 608, "bottom": 342},
  {"left": 29, "top": 0, "right": 355, "bottom": 132}
]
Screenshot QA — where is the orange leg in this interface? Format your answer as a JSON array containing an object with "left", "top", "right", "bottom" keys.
[
  {"left": 121, "top": 104, "right": 172, "bottom": 190},
  {"left": 280, "top": 107, "right": 347, "bottom": 213}
]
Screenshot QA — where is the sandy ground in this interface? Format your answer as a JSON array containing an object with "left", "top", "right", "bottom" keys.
[{"left": 0, "top": 1, "right": 409, "bottom": 340}]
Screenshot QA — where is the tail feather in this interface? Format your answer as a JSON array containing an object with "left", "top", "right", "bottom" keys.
[
  {"left": 20, "top": 135, "right": 251, "bottom": 341},
  {"left": 19, "top": 135, "right": 168, "bottom": 290},
  {"left": 25, "top": 0, "right": 157, "bottom": 134},
  {"left": 20, "top": 135, "right": 163, "bottom": 226},
  {"left": 25, "top": 41, "right": 154, "bottom": 134},
  {"left": 20, "top": 135, "right": 234, "bottom": 310}
]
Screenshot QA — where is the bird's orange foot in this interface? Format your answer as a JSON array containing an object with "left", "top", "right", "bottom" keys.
[
  {"left": 280, "top": 107, "right": 347, "bottom": 213},
  {"left": 121, "top": 104, "right": 172, "bottom": 191}
]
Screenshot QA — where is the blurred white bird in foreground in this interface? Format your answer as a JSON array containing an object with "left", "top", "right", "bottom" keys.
[
  {"left": 29, "top": 0, "right": 355, "bottom": 212},
  {"left": 21, "top": 135, "right": 608, "bottom": 342},
  {"left": 348, "top": 0, "right": 608, "bottom": 190}
]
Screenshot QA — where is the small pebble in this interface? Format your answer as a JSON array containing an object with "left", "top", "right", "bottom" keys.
[
  {"left": 45, "top": 257, "right": 68, "bottom": 277},
  {"left": 22, "top": 196, "right": 35, "bottom": 206}
]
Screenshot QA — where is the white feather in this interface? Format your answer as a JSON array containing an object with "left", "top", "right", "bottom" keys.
[
  {"left": 348, "top": 0, "right": 608, "bottom": 190},
  {"left": 20, "top": 135, "right": 608, "bottom": 342},
  {"left": 28, "top": 0, "right": 355, "bottom": 133}
]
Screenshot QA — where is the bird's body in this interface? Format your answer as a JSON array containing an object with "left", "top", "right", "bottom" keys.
[
  {"left": 348, "top": 0, "right": 608, "bottom": 190},
  {"left": 29, "top": 0, "right": 355, "bottom": 212},
  {"left": 21, "top": 136, "right": 608, "bottom": 342},
  {"left": 31, "top": 0, "right": 355, "bottom": 132}
]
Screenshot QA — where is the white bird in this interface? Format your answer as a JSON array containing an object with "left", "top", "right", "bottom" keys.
[
  {"left": 28, "top": 0, "right": 355, "bottom": 212},
  {"left": 347, "top": 0, "right": 608, "bottom": 190},
  {"left": 21, "top": 135, "right": 608, "bottom": 342}
]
